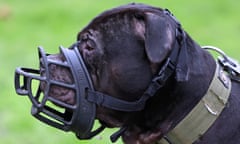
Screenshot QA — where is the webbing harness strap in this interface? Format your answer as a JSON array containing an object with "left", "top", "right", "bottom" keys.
[{"left": 158, "top": 62, "right": 231, "bottom": 144}]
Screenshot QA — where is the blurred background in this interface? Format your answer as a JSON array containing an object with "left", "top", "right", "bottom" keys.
[{"left": 0, "top": 0, "right": 239, "bottom": 143}]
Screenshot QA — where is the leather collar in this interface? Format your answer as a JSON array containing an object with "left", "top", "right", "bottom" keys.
[{"left": 158, "top": 61, "right": 231, "bottom": 144}]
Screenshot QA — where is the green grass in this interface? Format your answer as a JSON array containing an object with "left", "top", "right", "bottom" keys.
[{"left": 0, "top": 0, "right": 240, "bottom": 143}]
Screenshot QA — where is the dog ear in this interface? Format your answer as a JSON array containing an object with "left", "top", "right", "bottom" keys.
[
  {"left": 144, "top": 13, "right": 175, "bottom": 64},
  {"left": 144, "top": 12, "right": 189, "bottom": 82}
]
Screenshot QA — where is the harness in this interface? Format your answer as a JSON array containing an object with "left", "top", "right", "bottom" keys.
[{"left": 158, "top": 46, "right": 240, "bottom": 144}]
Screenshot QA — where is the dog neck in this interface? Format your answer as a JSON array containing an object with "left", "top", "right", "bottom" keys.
[
  {"left": 162, "top": 41, "right": 217, "bottom": 130},
  {"left": 122, "top": 35, "right": 217, "bottom": 144}
]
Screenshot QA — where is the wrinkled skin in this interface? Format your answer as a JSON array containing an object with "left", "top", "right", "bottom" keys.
[{"left": 40, "top": 4, "right": 240, "bottom": 144}]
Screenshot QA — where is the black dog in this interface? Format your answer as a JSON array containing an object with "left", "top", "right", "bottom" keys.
[{"left": 15, "top": 3, "right": 240, "bottom": 144}]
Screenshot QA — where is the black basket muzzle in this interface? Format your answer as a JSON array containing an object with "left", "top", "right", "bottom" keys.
[{"left": 14, "top": 45, "right": 105, "bottom": 139}]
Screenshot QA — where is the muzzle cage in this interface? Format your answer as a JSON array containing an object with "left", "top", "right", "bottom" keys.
[{"left": 14, "top": 44, "right": 105, "bottom": 139}]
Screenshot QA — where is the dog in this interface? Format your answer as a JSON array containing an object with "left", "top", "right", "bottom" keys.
[{"left": 15, "top": 3, "right": 240, "bottom": 144}]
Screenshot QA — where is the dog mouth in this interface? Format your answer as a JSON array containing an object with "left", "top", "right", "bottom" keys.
[
  {"left": 39, "top": 54, "right": 124, "bottom": 127},
  {"left": 40, "top": 54, "right": 76, "bottom": 105}
]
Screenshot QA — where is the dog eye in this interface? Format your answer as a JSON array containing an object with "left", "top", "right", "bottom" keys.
[
  {"left": 86, "top": 40, "right": 95, "bottom": 50},
  {"left": 81, "top": 33, "right": 89, "bottom": 41}
]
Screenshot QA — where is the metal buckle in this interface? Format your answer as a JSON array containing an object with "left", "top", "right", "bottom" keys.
[
  {"left": 153, "top": 58, "right": 175, "bottom": 85},
  {"left": 202, "top": 46, "right": 240, "bottom": 77},
  {"left": 218, "top": 56, "right": 240, "bottom": 76}
]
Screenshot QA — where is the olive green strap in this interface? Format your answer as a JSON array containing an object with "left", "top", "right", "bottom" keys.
[{"left": 158, "top": 62, "right": 231, "bottom": 144}]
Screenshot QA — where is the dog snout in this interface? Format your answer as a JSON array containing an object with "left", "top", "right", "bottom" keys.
[{"left": 39, "top": 54, "right": 76, "bottom": 105}]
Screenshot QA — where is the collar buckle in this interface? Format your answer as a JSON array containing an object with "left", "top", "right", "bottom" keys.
[{"left": 153, "top": 58, "right": 175, "bottom": 86}]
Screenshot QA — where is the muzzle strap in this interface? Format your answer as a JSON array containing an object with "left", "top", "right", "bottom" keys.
[{"left": 87, "top": 90, "right": 146, "bottom": 111}]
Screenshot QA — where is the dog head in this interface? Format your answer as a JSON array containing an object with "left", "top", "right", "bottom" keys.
[{"left": 15, "top": 3, "right": 189, "bottom": 143}]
